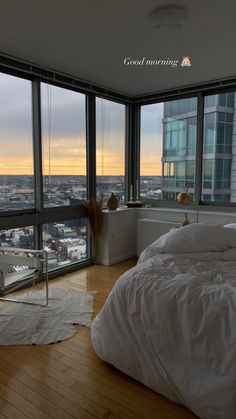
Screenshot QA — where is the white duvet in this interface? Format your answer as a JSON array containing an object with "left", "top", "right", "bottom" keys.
[{"left": 91, "top": 224, "right": 236, "bottom": 419}]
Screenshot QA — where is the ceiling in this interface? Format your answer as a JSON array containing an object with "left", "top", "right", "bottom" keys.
[{"left": 0, "top": 0, "right": 236, "bottom": 96}]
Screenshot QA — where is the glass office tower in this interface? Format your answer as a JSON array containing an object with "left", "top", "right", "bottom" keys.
[{"left": 162, "top": 93, "right": 236, "bottom": 203}]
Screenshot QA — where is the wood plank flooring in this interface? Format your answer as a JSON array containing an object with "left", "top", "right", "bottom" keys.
[{"left": 0, "top": 259, "right": 198, "bottom": 419}]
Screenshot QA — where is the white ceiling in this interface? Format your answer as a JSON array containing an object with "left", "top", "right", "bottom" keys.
[{"left": 0, "top": 0, "right": 235, "bottom": 96}]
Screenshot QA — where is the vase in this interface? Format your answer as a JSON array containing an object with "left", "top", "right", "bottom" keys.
[{"left": 107, "top": 192, "right": 118, "bottom": 211}]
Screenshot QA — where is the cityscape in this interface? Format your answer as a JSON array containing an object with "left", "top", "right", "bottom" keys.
[
  {"left": 0, "top": 174, "right": 162, "bottom": 213},
  {"left": 0, "top": 174, "right": 161, "bottom": 276},
  {"left": 1, "top": 91, "right": 236, "bottom": 275}
]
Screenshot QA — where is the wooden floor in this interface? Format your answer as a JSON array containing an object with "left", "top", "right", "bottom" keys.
[{"left": 0, "top": 259, "right": 198, "bottom": 419}]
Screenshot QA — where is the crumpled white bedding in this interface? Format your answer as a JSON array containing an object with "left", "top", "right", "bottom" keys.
[{"left": 91, "top": 224, "right": 236, "bottom": 419}]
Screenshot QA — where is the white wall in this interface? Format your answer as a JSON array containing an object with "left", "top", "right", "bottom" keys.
[
  {"left": 136, "top": 207, "right": 236, "bottom": 225},
  {"left": 137, "top": 219, "right": 181, "bottom": 255}
]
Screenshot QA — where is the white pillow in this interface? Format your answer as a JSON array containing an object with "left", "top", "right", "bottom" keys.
[{"left": 139, "top": 223, "right": 236, "bottom": 263}]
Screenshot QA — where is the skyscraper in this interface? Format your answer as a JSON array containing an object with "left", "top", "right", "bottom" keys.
[{"left": 162, "top": 93, "right": 235, "bottom": 203}]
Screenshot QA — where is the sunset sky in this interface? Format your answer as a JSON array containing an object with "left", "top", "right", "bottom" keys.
[{"left": 0, "top": 73, "right": 163, "bottom": 176}]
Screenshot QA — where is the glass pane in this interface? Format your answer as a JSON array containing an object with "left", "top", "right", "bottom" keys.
[
  {"left": 96, "top": 98, "right": 125, "bottom": 205},
  {"left": 202, "top": 159, "right": 213, "bottom": 189},
  {"left": 140, "top": 98, "right": 197, "bottom": 205},
  {"left": 0, "top": 73, "right": 34, "bottom": 212},
  {"left": 0, "top": 226, "right": 35, "bottom": 291},
  {"left": 219, "top": 94, "right": 226, "bottom": 107},
  {"left": 0, "top": 226, "right": 35, "bottom": 249},
  {"left": 227, "top": 93, "right": 234, "bottom": 107},
  {"left": 41, "top": 83, "right": 87, "bottom": 207},
  {"left": 187, "top": 117, "right": 197, "bottom": 156},
  {"left": 205, "top": 95, "right": 216, "bottom": 108},
  {"left": 140, "top": 103, "right": 163, "bottom": 202},
  {"left": 43, "top": 219, "right": 88, "bottom": 270},
  {"left": 203, "top": 93, "right": 235, "bottom": 202},
  {"left": 179, "top": 98, "right": 188, "bottom": 114},
  {"left": 188, "top": 97, "right": 197, "bottom": 112}
]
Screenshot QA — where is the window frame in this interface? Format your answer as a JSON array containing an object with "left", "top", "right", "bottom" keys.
[
  {"left": 1, "top": 56, "right": 236, "bottom": 271},
  {"left": 0, "top": 71, "right": 91, "bottom": 273},
  {"left": 137, "top": 87, "right": 236, "bottom": 209},
  {"left": 0, "top": 64, "right": 130, "bottom": 275}
]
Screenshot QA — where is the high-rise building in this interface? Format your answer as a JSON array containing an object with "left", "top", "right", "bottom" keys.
[{"left": 162, "top": 93, "right": 235, "bottom": 203}]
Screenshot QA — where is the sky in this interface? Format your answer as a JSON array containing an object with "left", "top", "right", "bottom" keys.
[
  {"left": 0, "top": 72, "right": 163, "bottom": 176},
  {"left": 140, "top": 103, "right": 163, "bottom": 176}
]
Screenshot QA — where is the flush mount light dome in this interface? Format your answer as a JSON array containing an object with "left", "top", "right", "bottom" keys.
[{"left": 151, "top": 5, "right": 188, "bottom": 30}]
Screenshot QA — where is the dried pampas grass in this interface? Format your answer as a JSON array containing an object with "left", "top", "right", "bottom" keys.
[{"left": 83, "top": 195, "right": 103, "bottom": 263}]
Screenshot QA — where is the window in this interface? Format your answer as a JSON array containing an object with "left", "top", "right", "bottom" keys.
[
  {"left": 0, "top": 73, "right": 34, "bottom": 212},
  {"left": 41, "top": 83, "right": 87, "bottom": 207},
  {"left": 187, "top": 117, "right": 197, "bottom": 156},
  {"left": 0, "top": 226, "right": 35, "bottom": 249},
  {"left": 140, "top": 98, "right": 197, "bottom": 204},
  {"left": 216, "top": 112, "right": 233, "bottom": 154},
  {"left": 202, "top": 93, "right": 235, "bottom": 203},
  {"left": 163, "top": 162, "right": 174, "bottom": 177},
  {"left": 96, "top": 98, "right": 126, "bottom": 205},
  {"left": 204, "top": 113, "right": 215, "bottom": 154},
  {"left": 0, "top": 75, "right": 90, "bottom": 277},
  {"left": 43, "top": 218, "right": 88, "bottom": 270},
  {"left": 218, "top": 92, "right": 234, "bottom": 107},
  {"left": 215, "top": 159, "right": 231, "bottom": 190},
  {"left": 202, "top": 159, "right": 213, "bottom": 190},
  {"left": 164, "top": 97, "right": 197, "bottom": 117},
  {"left": 140, "top": 103, "right": 163, "bottom": 201},
  {"left": 205, "top": 95, "right": 216, "bottom": 108}
]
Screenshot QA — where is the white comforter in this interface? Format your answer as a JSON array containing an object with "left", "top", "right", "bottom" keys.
[{"left": 91, "top": 224, "right": 236, "bottom": 419}]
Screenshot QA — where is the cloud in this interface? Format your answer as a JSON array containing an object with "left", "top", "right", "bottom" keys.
[{"left": 0, "top": 73, "right": 164, "bottom": 177}]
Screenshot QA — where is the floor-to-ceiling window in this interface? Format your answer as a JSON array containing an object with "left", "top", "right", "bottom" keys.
[
  {"left": 1, "top": 58, "right": 236, "bottom": 279},
  {"left": 0, "top": 71, "right": 90, "bottom": 273},
  {"left": 96, "top": 98, "right": 126, "bottom": 206},
  {"left": 0, "top": 73, "right": 34, "bottom": 212},
  {"left": 139, "top": 91, "right": 236, "bottom": 207},
  {"left": 140, "top": 98, "right": 197, "bottom": 205},
  {"left": 41, "top": 83, "right": 87, "bottom": 207},
  {"left": 41, "top": 83, "right": 88, "bottom": 268},
  {"left": 202, "top": 92, "right": 235, "bottom": 203}
]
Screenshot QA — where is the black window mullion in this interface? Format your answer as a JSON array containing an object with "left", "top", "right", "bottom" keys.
[
  {"left": 195, "top": 93, "right": 204, "bottom": 208},
  {"left": 86, "top": 94, "right": 96, "bottom": 199},
  {"left": 134, "top": 104, "right": 141, "bottom": 201},
  {"left": 32, "top": 78, "right": 43, "bottom": 249},
  {"left": 126, "top": 103, "right": 140, "bottom": 201}
]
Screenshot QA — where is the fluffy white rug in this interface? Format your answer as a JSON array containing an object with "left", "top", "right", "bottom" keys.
[{"left": 0, "top": 288, "right": 95, "bottom": 345}]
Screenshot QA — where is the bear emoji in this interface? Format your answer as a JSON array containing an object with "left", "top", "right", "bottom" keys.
[{"left": 181, "top": 56, "right": 191, "bottom": 67}]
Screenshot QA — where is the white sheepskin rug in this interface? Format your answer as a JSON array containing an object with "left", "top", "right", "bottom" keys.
[{"left": 0, "top": 287, "right": 95, "bottom": 345}]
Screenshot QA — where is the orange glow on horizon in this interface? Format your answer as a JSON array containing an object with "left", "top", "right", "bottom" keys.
[
  {"left": 140, "top": 154, "right": 162, "bottom": 176},
  {"left": 0, "top": 145, "right": 162, "bottom": 176},
  {"left": 0, "top": 159, "right": 162, "bottom": 176}
]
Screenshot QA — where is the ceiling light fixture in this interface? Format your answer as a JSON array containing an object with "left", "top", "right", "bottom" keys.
[{"left": 150, "top": 5, "right": 188, "bottom": 30}]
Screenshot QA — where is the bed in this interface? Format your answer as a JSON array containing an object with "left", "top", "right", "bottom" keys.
[{"left": 91, "top": 224, "right": 236, "bottom": 419}]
